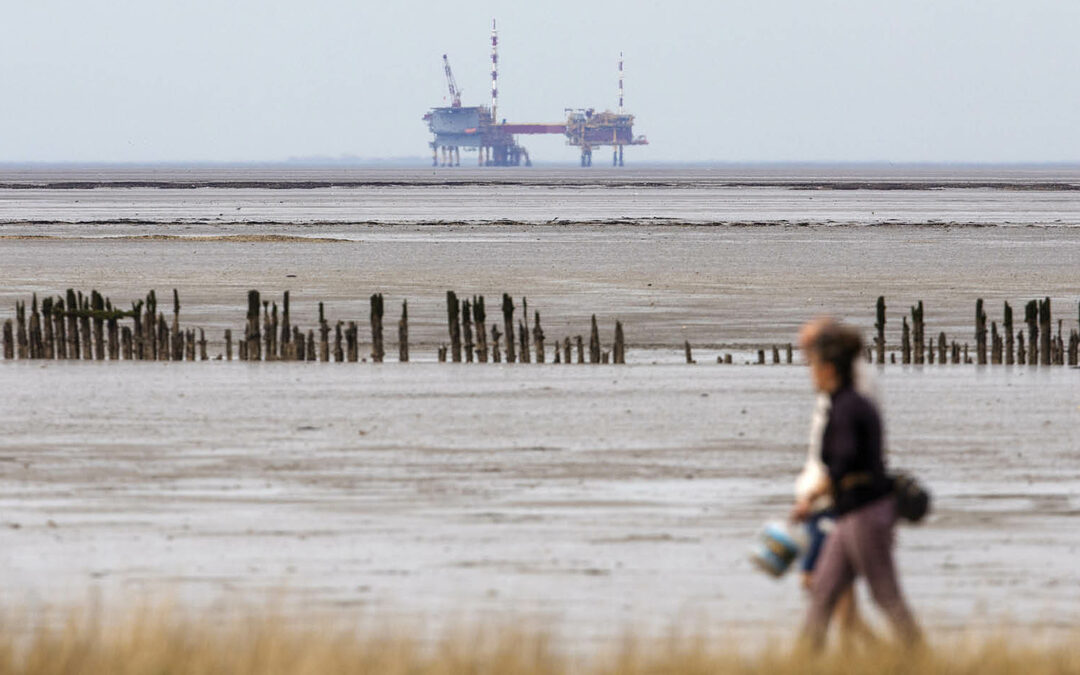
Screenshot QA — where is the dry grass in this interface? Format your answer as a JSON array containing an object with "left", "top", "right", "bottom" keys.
[{"left": 0, "top": 609, "right": 1076, "bottom": 675}]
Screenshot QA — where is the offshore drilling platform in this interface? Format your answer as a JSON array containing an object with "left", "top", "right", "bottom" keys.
[{"left": 423, "top": 20, "right": 648, "bottom": 167}]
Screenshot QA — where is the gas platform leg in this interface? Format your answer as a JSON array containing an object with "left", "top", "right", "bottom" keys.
[
  {"left": 619, "top": 145, "right": 624, "bottom": 167},
  {"left": 432, "top": 145, "right": 438, "bottom": 167},
  {"left": 613, "top": 149, "right": 618, "bottom": 166},
  {"left": 454, "top": 147, "right": 460, "bottom": 167}
]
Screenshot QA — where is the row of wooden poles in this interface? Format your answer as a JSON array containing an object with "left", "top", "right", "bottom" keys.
[
  {"left": 870, "top": 296, "right": 1080, "bottom": 366},
  {"left": 3, "top": 289, "right": 1077, "bottom": 367},
  {"left": 0, "top": 289, "right": 627, "bottom": 365}
]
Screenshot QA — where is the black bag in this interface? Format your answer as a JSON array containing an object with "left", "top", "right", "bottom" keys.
[{"left": 892, "top": 472, "right": 931, "bottom": 523}]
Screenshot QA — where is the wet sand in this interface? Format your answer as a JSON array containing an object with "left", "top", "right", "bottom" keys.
[
  {"left": 0, "top": 223, "right": 1077, "bottom": 352},
  {"left": 0, "top": 364, "right": 1076, "bottom": 643}
]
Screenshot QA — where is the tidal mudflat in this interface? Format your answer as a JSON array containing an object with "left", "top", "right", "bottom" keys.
[{"left": 0, "top": 168, "right": 1077, "bottom": 647}]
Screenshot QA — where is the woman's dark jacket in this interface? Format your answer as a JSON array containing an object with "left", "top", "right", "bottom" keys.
[{"left": 821, "top": 385, "right": 892, "bottom": 516}]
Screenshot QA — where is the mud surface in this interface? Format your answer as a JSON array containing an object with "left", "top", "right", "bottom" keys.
[
  {"left": 0, "top": 223, "right": 1077, "bottom": 353},
  {"left": 0, "top": 364, "right": 1076, "bottom": 643}
]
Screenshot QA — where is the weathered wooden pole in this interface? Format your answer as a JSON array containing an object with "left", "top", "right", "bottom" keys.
[
  {"left": 225, "top": 329, "right": 233, "bottom": 361},
  {"left": 990, "top": 322, "right": 1001, "bottom": 365},
  {"left": 1039, "top": 297, "right": 1051, "bottom": 366},
  {"left": 901, "top": 316, "right": 911, "bottom": 364},
  {"left": 522, "top": 298, "right": 531, "bottom": 360},
  {"left": 318, "top": 302, "right": 330, "bottom": 362},
  {"left": 501, "top": 294, "right": 516, "bottom": 363},
  {"left": 333, "top": 321, "right": 344, "bottom": 362},
  {"left": 911, "top": 301, "right": 924, "bottom": 365},
  {"left": 563, "top": 337, "right": 572, "bottom": 365},
  {"left": 927, "top": 337, "right": 935, "bottom": 364},
  {"left": 447, "top": 291, "right": 462, "bottom": 363},
  {"left": 88, "top": 291, "right": 103, "bottom": 360},
  {"left": 167, "top": 289, "right": 180, "bottom": 361},
  {"left": 41, "top": 297, "right": 55, "bottom": 359},
  {"left": 15, "top": 301, "right": 28, "bottom": 360},
  {"left": 1017, "top": 330, "right": 1026, "bottom": 365},
  {"left": 437, "top": 346, "right": 447, "bottom": 362},
  {"left": 144, "top": 291, "right": 157, "bottom": 360},
  {"left": 2, "top": 320, "right": 12, "bottom": 359},
  {"left": 293, "top": 326, "right": 304, "bottom": 361},
  {"left": 757, "top": 349, "right": 766, "bottom": 365},
  {"left": 473, "top": 296, "right": 487, "bottom": 362},
  {"left": 106, "top": 302, "right": 119, "bottom": 360},
  {"left": 370, "top": 293, "right": 385, "bottom": 363},
  {"left": 80, "top": 294, "right": 94, "bottom": 359},
  {"left": 518, "top": 319, "right": 530, "bottom": 363},
  {"left": 156, "top": 311, "right": 168, "bottom": 361},
  {"left": 786, "top": 343, "right": 793, "bottom": 364},
  {"left": 772, "top": 345, "right": 780, "bottom": 364},
  {"left": 975, "top": 298, "right": 987, "bottom": 365},
  {"left": 576, "top": 336, "right": 584, "bottom": 364},
  {"left": 963, "top": 343, "right": 969, "bottom": 364},
  {"left": 346, "top": 321, "right": 359, "bottom": 362},
  {"left": 1054, "top": 319, "right": 1064, "bottom": 365},
  {"left": 613, "top": 321, "right": 625, "bottom": 364},
  {"left": 950, "top": 341, "right": 960, "bottom": 365},
  {"left": 264, "top": 302, "right": 274, "bottom": 360},
  {"left": 1024, "top": 300, "right": 1038, "bottom": 365},
  {"left": 684, "top": 341, "right": 695, "bottom": 364},
  {"left": 20, "top": 299, "right": 36, "bottom": 359},
  {"left": 937, "top": 331, "right": 946, "bottom": 364},
  {"left": 589, "top": 315, "right": 601, "bottom": 364},
  {"left": 65, "top": 290, "right": 80, "bottom": 360},
  {"left": 280, "top": 291, "right": 290, "bottom": 359},
  {"left": 306, "top": 330, "right": 315, "bottom": 361},
  {"left": 461, "top": 298, "right": 474, "bottom": 363},
  {"left": 285, "top": 328, "right": 298, "bottom": 360},
  {"left": 1003, "top": 302, "right": 1014, "bottom": 365},
  {"left": 28, "top": 296, "right": 41, "bottom": 359},
  {"left": 554, "top": 348, "right": 562, "bottom": 364},
  {"left": 398, "top": 300, "right": 409, "bottom": 363},
  {"left": 874, "top": 296, "right": 886, "bottom": 364},
  {"left": 121, "top": 326, "right": 132, "bottom": 360},
  {"left": 246, "top": 290, "right": 261, "bottom": 361},
  {"left": 533, "top": 311, "right": 545, "bottom": 363},
  {"left": 198, "top": 329, "right": 207, "bottom": 360},
  {"left": 53, "top": 298, "right": 67, "bottom": 360},
  {"left": 491, "top": 323, "right": 502, "bottom": 363},
  {"left": 1068, "top": 328, "right": 1079, "bottom": 367},
  {"left": 261, "top": 301, "right": 272, "bottom": 361}
]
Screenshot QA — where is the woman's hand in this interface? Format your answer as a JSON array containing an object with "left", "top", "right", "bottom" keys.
[{"left": 791, "top": 497, "right": 812, "bottom": 522}]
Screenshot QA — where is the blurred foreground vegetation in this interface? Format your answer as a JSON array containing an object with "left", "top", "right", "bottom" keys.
[{"left": 0, "top": 610, "right": 1076, "bottom": 675}]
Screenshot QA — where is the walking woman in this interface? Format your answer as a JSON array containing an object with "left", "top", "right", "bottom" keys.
[
  {"left": 793, "top": 318, "right": 878, "bottom": 649},
  {"left": 793, "top": 322, "right": 921, "bottom": 650}
]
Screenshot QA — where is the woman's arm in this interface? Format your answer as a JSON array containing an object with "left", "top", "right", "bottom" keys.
[{"left": 792, "top": 472, "right": 830, "bottom": 520}]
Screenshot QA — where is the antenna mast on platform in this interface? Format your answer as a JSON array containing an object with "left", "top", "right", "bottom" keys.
[
  {"left": 490, "top": 19, "right": 499, "bottom": 123},
  {"left": 618, "top": 52, "right": 624, "bottom": 113}
]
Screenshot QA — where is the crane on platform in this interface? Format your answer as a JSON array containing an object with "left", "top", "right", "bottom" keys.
[{"left": 442, "top": 54, "right": 462, "bottom": 108}]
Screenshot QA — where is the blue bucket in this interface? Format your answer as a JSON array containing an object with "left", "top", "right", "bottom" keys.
[{"left": 750, "top": 521, "right": 807, "bottom": 578}]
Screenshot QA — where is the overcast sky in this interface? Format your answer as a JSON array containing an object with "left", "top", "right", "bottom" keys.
[{"left": 3, "top": 0, "right": 1078, "bottom": 164}]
